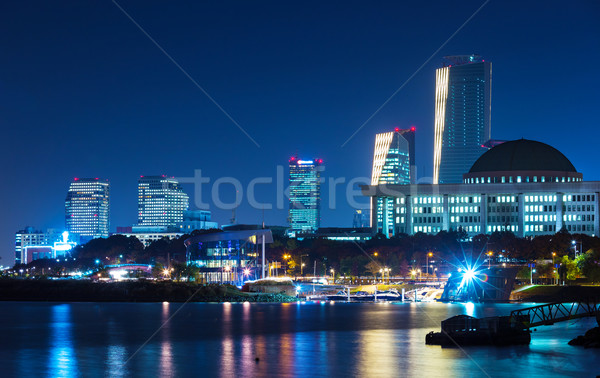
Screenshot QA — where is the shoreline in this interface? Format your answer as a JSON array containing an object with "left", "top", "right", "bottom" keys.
[
  {"left": 0, "top": 279, "right": 298, "bottom": 303},
  {"left": 2, "top": 279, "right": 599, "bottom": 304}
]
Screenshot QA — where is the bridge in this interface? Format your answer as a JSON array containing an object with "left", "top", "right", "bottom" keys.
[{"left": 510, "top": 299, "right": 600, "bottom": 328}]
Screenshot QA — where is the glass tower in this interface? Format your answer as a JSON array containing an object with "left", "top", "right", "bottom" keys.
[
  {"left": 371, "top": 128, "right": 412, "bottom": 235},
  {"left": 65, "top": 178, "right": 110, "bottom": 240},
  {"left": 288, "top": 157, "right": 322, "bottom": 235},
  {"left": 433, "top": 55, "right": 492, "bottom": 184},
  {"left": 137, "top": 175, "right": 189, "bottom": 229}
]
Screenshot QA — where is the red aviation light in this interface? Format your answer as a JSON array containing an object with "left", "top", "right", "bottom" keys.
[
  {"left": 410, "top": 126, "right": 416, "bottom": 132},
  {"left": 394, "top": 127, "right": 400, "bottom": 132},
  {"left": 317, "top": 159, "right": 323, "bottom": 164}
]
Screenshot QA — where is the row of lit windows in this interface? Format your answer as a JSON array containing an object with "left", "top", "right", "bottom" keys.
[
  {"left": 451, "top": 206, "right": 479, "bottom": 213},
  {"left": 563, "top": 214, "right": 595, "bottom": 222},
  {"left": 465, "top": 176, "right": 582, "bottom": 184},
  {"left": 489, "top": 195, "right": 516, "bottom": 203},
  {"left": 413, "top": 226, "right": 442, "bottom": 233},
  {"left": 412, "top": 197, "right": 443, "bottom": 204},
  {"left": 525, "top": 214, "right": 557, "bottom": 222},
  {"left": 487, "top": 225, "right": 518, "bottom": 232},
  {"left": 525, "top": 195, "right": 557, "bottom": 202}
]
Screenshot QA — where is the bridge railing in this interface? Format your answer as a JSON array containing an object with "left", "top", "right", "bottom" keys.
[{"left": 510, "top": 298, "right": 600, "bottom": 328}]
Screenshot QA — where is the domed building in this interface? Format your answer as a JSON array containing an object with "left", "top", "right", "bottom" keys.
[
  {"left": 463, "top": 139, "right": 582, "bottom": 184},
  {"left": 363, "top": 139, "right": 599, "bottom": 238}
]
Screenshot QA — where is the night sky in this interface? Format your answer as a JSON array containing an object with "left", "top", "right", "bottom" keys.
[{"left": 1, "top": 1, "right": 599, "bottom": 265}]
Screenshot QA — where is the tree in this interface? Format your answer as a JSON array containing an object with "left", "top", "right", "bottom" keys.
[
  {"left": 576, "top": 250, "right": 600, "bottom": 282},
  {"left": 365, "top": 260, "right": 381, "bottom": 281},
  {"left": 559, "top": 255, "right": 580, "bottom": 282}
]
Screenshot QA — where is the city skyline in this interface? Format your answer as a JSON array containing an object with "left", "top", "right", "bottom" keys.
[{"left": 1, "top": 1, "right": 599, "bottom": 265}]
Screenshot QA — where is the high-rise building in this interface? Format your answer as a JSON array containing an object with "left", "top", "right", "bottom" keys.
[
  {"left": 433, "top": 55, "right": 492, "bottom": 184},
  {"left": 288, "top": 157, "right": 322, "bottom": 235},
  {"left": 137, "top": 175, "right": 189, "bottom": 230},
  {"left": 371, "top": 128, "right": 414, "bottom": 235},
  {"left": 65, "top": 178, "right": 110, "bottom": 241}
]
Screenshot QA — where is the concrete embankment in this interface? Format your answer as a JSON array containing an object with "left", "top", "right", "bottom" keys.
[
  {"left": 0, "top": 279, "right": 298, "bottom": 303},
  {"left": 510, "top": 285, "right": 600, "bottom": 302}
]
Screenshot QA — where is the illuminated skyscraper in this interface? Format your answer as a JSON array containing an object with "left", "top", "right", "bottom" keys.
[
  {"left": 288, "top": 157, "right": 322, "bottom": 235},
  {"left": 371, "top": 128, "right": 414, "bottom": 235},
  {"left": 65, "top": 178, "right": 110, "bottom": 240},
  {"left": 137, "top": 175, "right": 189, "bottom": 230},
  {"left": 433, "top": 55, "right": 492, "bottom": 184}
]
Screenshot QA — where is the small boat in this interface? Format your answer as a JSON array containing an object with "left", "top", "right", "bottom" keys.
[
  {"left": 374, "top": 289, "right": 402, "bottom": 301},
  {"left": 325, "top": 290, "right": 350, "bottom": 301}
]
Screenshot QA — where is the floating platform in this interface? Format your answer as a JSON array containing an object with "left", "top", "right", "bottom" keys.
[{"left": 426, "top": 314, "right": 531, "bottom": 346}]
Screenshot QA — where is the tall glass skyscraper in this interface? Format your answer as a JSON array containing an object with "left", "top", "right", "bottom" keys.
[
  {"left": 288, "top": 157, "right": 322, "bottom": 235},
  {"left": 65, "top": 178, "right": 110, "bottom": 240},
  {"left": 137, "top": 175, "right": 189, "bottom": 229},
  {"left": 371, "top": 128, "right": 413, "bottom": 235},
  {"left": 433, "top": 55, "right": 492, "bottom": 184}
]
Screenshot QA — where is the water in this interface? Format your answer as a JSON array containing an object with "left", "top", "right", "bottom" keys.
[{"left": 0, "top": 301, "right": 598, "bottom": 377}]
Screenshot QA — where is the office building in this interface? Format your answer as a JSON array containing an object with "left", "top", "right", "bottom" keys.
[
  {"left": 371, "top": 128, "right": 413, "bottom": 235},
  {"left": 137, "top": 175, "right": 189, "bottom": 229},
  {"left": 364, "top": 139, "right": 599, "bottom": 238},
  {"left": 65, "top": 178, "right": 110, "bottom": 241},
  {"left": 433, "top": 55, "right": 492, "bottom": 184},
  {"left": 288, "top": 157, "right": 322, "bottom": 235}
]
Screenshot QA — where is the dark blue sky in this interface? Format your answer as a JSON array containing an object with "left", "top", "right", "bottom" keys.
[{"left": 1, "top": 1, "right": 599, "bottom": 264}]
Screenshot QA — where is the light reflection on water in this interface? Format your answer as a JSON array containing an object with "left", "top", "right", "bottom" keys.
[
  {"left": 0, "top": 302, "right": 598, "bottom": 377},
  {"left": 49, "top": 304, "right": 79, "bottom": 378}
]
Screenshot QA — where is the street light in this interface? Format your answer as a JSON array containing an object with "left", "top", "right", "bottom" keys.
[
  {"left": 283, "top": 254, "right": 290, "bottom": 276},
  {"left": 426, "top": 252, "right": 433, "bottom": 276},
  {"left": 487, "top": 251, "right": 493, "bottom": 269},
  {"left": 330, "top": 268, "right": 335, "bottom": 284},
  {"left": 300, "top": 254, "right": 308, "bottom": 276}
]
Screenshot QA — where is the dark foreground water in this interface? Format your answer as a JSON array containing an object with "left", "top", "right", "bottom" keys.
[{"left": 0, "top": 301, "right": 598, "bottom": 377}]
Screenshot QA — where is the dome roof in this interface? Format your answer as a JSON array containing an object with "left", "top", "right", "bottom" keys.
[{"left": 469, "top": 139, "right": 577, "bottom": 173}]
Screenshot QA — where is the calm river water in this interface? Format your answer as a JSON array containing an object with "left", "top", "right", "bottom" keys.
[{"left": 0, "top": 301, "right": 597, "bottom": 377}]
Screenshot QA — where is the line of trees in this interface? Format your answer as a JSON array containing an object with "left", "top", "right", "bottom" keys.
[{"left": 9, "top": 228, "right": 600, "bottom": 284}]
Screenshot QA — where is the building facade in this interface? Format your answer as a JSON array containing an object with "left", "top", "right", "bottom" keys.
[
  {"left": 179, "top": 210, "right": 219, "bottom": 233},
  {"left": 117, "top": 230, "right": 183, "bottom": 247},
  {"left": 433, "top": 55, "right": 492, "bottom": 184},
  {"left": 365, "top": 140, "right": 599, "bottom": 238},
  {"left": 371, "top": 128, "right": 413, "bottom": 236},
  {"left": 137, "top": 175, "right": 189, "bottom": 229},
  {"left": 65, "top": 178, "right": 110, "bottom": 241},
  {"left": 15, "top": 227, "right": 76, "bottom": 265},
  {"left": 288, "top": 157, "right": 322, "bottom": 235}
]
